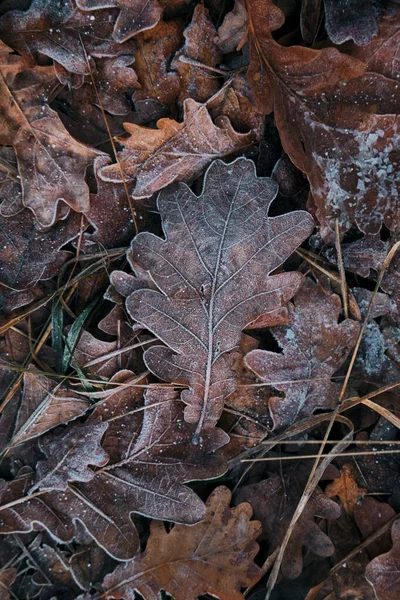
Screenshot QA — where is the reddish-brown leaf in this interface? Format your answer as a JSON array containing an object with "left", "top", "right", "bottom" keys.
[
  {"left": 366, "top": 519, "right": 400, "bottom": 600},
  {"left": 247, "top": 0, "right": 400, "bottom": 239},
  {"left": 98, "top": 99, "right": 254, "bottom": 199},
  {"left": 0, "top": 42, "right": 103, "bottom": 226},
  {"left": 102, "top": 486, "right": 262, "bottom": 600},
  {"left": 36, "top": 422, "right": 109, "bottom": 491},
  {"left": 245, "top": 279, "right": 360, "bottom": 429},
  {"left": 124, "top": 158, "right": 313, "bottom": 434},
  {"left": 325, "top": 463, "right": 367, "bottom": 515},
  {"left": 171, "top": 3, "right": 223, "bottom": 105}
]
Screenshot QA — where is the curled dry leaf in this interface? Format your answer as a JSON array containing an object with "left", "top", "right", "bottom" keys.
[
  {"left": 124, "top": 158, "right": 313, "bottom": 434},
  {"left": 102, "top": 486, "right": 262, "bottom": 600},
  {"left": 36, "top": 422, "right": 109, "bottom": 491},
  {"left": 247, "top": 0, "right": 400, "bottom": 239},
  {"left": 245, "top": 279, "right": 360, "bottom": 429},
  {"left": 98, "top": 99, "right": 254, "bottom": 199},
  {"left": 366, "top": 519, "right": 400, "bottom": 600},
  {"left": 77, "top": 0, "right": 163, "bottom": 43},
  {"left": 0, "top": 42, "right": 103, "bottom": 226},
  {"left": 235, "top": 464, "right": 341, "bottom": 579},
  {"left": 0, "top": 388, "right": 228, "bottom": 560},
  {"left": 216, "top": 0, "right": 248, "bottom": 54}
]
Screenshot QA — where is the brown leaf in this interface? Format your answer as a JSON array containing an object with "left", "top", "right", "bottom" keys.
[
  {"left": 0, "top": 367, "right": 90, "bottom": 454},
  {"left": 366, "top": 519, "right": 400, "bottom": 600},
  {"left": 133, "top": 18, "right": 184, "bottom": 112},
  {"left": 0, "top": 389, "right": 228, "bottom": 560},
  {"left": 0, "top": 568, "right": 17, "bottom": 600},
  {"left": 36, "top": 422, "right": 109, "bottom": 491},
  {"left": 235, "top": 463, "right": 341, "bottom": 579},
  {"left": 83, "top": 156, "right": 136, "bottom": 251},
  {"left": 247, "top": 0, "right": 400, "bottom": 240},
  {"left": 245, "top": 279, "right": 360, "bottom": 429},
  {"left": 124, "top": 158, "right": 313, "bottom": 433},
  {"left": 216, "top": 0, "right": 248, "bottom": 53},
  {"left": 0, "top": 43, "right": 103, "bottom": 226},
  {"left": 354, "top": 497, "right": 396, "bottom": 558},
  {"left": 98, "top": 99, "right": 254, "bottom": 199},
  {"left": 102, "top": 486, "right": 262, "bottom": 600},
  {"left": 171, "top": 3, "right": 223, "bottom": 105},
  {"left": 0, "top": 1, "right": 136, "bottom": 76},
  {"left": 77, "top": 0, "right": 163, "bottom": 43},
  {"left": 325, "top": 463, "right": 367, "bottom": 515},
  {"left": 0, "top": 208, "right": 82, "bottom": 291}
]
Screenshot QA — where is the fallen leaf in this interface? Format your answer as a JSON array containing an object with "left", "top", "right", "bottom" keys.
[
  {"left": 36, "top": 422, "right": 109, "bottom": 491},
  {"left": 245, "top": 279, "right": 360, "bottom": 429},
  {"left": 216, "top": 0, "right": 248, "bottom": 53},
  {"left": 0, "top": 208, "right": 82, "bottom": 291},
  {"left": 171, "top": 2, "right": 223, "bottom": 105},
  {"left": 246, "top": 0, "right": 400, "bottom": 239},
  {"left": 0, "top": 568, "right": 17, "bottom": 600},
  {"left": 325, "top": 463, "right": 367, "bottom": 515},
  {"left": 324, "top": 0, "right": 392, "bottom": 46},
  {"left": 0, "top": 42, "right": 103, "bottom": 226},
  {"left": 102, "top": 486, "right": 262, "bottom": 600},
  {"left": 77, "top": 0, "right": 163, "bottom": 43},
  {"left": 354, "top": 497, "right": 396, "bottom": 558},
  {"left": 132, "top": 19, "right": 183, "bottom": 112},
  {"left": 98, "top": 99, "right": 254, "bottom": 198},
  {"left": 0, "top": 389, "right": 228, "bottom": 560},
  {"left": 0, "top": 367, "right": 90, "bottom": 453},
  {"left": 124, "top": 158, "right": 313, "bottom": 432},
  {"left": 235, "top": 463, "right": 341, "bottom": 579},
  {"left": 366, "top": 519, "right": 400, "bottom": 600}
]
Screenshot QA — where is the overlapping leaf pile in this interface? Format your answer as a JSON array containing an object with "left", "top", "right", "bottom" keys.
[{"left": 0, "top": 1, "right": 400, "bottom": 599}]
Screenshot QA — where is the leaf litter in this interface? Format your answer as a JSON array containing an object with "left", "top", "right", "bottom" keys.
[{"left": 0, "top": 1, "right": 400, "bottom": 599}]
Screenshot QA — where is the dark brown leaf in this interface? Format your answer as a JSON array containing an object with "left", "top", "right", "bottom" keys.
[
  {"left": 366, "top": 519, "right": 400, "bottom": 600},
  {"left": 235, "top": 463, "right": 341, "bottom": 579},
  {"left": 245, "top": 279, "right": 360, "bottom": 429}
]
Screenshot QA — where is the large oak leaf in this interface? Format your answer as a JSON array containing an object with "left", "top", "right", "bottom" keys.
[
  {"left": 0, "top": 386, "right": 228, "bottom": 560},
  {"left": 102, "top": 486, "right": 261, "bottom": 600},
  {"left": 124, "top": 158, "right": 314, "bottom": 435},
  {"left": 98, "top": 99, "right": 254, "bottom": 199},
  {"left": 246, "top": 0, "right": 400, "bottom": 240}
]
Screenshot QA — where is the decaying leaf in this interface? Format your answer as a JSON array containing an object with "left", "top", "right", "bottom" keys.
[
  {"left": 245, "top": 279, "right": 359, "bottom": 429},
  {"left": 98, "top": 99, "right": 254, "bottom": 199},
  {"left": 247, "top": 0, "right": 400, "bottom": 239},
  {"left": 235, "top": 464, "right": 341, "bottom": 579},
  {"left": 171, "top": 3, "right": 223, "bottom": 105},
  {"left": 102, "top": 486, "right": 262, "bottom": 600},
  {"left": 0, "top": 42, "right": 103, "bottom": 226},
  {"left": 124, "top": 158, "right": 313, "bottom": 433},
  {"left": 366, "top": 519, "right": 400, "bottom": 600},
  {"left": 76, "top": 0, "right": 163, "bottom": 43},
  {"left": 217, "top": 0, "right": 248, "bottom": 53},
  {"left": 0, "top": 208, "right": 82, "bottom": 291}
]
